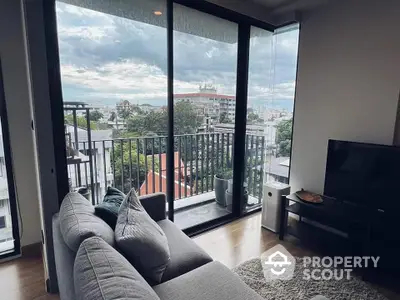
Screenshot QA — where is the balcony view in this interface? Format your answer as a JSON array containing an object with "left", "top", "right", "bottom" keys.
[{"left": 56, "top": 0, "right": 299, "bottom": 230}]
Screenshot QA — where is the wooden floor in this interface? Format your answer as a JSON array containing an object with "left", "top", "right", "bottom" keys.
[{"left": 0, "top": 212, "right": 399, "bottom": 299}]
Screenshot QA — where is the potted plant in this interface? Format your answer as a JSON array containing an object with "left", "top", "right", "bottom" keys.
[
  {"left": 226, "top": 181, "right": 248, "bottom": 212},
  {"left": 214, "top": 168, "right": 233, "bottom": 207}
]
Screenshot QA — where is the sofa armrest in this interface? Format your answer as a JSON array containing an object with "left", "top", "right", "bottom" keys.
[{"left": 139, "top": 192, "right": 166, "bottom": 222}]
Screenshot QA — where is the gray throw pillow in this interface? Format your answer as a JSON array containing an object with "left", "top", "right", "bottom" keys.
[
  {"left": 59, "top": 192, "right": 114, "bottom": 252},
  {"left": 115, "top": 189, "right": 170, "bottom": 283},
  {"left": 74, "top": 236, "right": 160, "bottom": 300}
]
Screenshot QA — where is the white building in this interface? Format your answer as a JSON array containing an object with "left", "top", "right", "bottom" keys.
[
  {"left": 65, "top": 125, "right": 114, "bottom": 203},
  {"left": 139, "top": 104, "right": 161, "bottom": 113},
  {"left": 174, "top": 85, "right": 236, "bottom": 123}
]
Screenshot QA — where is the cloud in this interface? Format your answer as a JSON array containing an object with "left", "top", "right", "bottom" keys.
[{"left": 56, "top": 2, "right": 299, "bottom": 109}]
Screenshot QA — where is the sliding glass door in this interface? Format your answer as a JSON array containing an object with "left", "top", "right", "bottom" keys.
[
  {"left": 53, "top": 0, "right": 289, "bottom": 232},
  {"left": 172, "top": 3, "right": 238, "bottom": 229},
  {"left": 56, "top": 0, "right": 168, "bottom": 203}
]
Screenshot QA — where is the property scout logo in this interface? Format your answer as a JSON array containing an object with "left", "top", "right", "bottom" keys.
[{"left": 261, "top": 245, "right": 379, "bottom": 281}]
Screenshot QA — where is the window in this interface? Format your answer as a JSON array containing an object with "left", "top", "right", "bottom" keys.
[
  {"left": 54, "top": 0, "right": 296, "bottom": 233},
  {"left": 0, "top": 216, "right": 5, "bottom": 229},
  {"left": 247, "top": 24, "right": 299, "bottom": 195},
  {"left": 172, "top": 3, "right": 238, "bottom": 229},
  {"left": 56, "top": 0, "right": 167, "bottom": 201}
]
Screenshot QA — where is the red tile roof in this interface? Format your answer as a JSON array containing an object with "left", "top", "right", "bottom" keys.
[{"left": 139, "top": 152, "right": 191, "bottom": 199}]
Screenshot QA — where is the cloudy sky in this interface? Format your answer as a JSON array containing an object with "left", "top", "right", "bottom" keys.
[{"left": 56, "top": 2, "right": 299, "bottom": 111}]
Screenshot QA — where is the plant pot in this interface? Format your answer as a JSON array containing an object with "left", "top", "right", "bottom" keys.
[
  {"left": 226, "top": 189, "right": 249, "bottom": 213},
  {"left": 214, "top": 175, "right": 229, "bottom": 207},
  {"left": 228, "top": 180, "right": 248, "bottom": 194},
  {"left": 227, "top": 179, "right": 233, "bottom": 193}
]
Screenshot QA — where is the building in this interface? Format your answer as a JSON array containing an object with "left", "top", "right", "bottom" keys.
[
  {"left": 174, "top": 84, "right": 236, "bottom": 124},
  {"left": 65, "top": 125, "right": 114, "bottom": 202},
  {"left": 265, "top": 157, "right": 290, "bottom": 184},
  {"left": 213, "top": 123, "right": 265, "bottom": 136},
  {"left": 116, "top": 100, "right": 133, "bottom": 110},
  {"left": 139, "top": 104, "right": 161, "bottom": 114}
]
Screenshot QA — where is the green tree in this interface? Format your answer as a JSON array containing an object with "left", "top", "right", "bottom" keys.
[
  {"left": 219, "top": 112, "right": 230, "bottom": 123},
  {"left": 65, "top": 114, "right": 97, "bottom": 130},
  {"left": 109, "top": 111, "right": 116, "bottom": 122},
  {"left": 112, "top": 139, "right": 159, "bottom": 193},
  {"left": 174, "top": 101, "right": 202, "bottom": 134},
  {"left": 117, "top": 101, "right": 137, "bottom": 120},
  {"left": 126, "top": 102, "right": 201, "bottom": 135},
  {"left": 126, "top": 110, "right": 167, "bottom": 135},
  {"left": 275, "top": 118, "right": 292, "bottom": 157},
  {"left": 247, "top": 112, "right": 261, "bottom": 123},
  {"left": 87, "top": 109, "right": 103, "bottom": 121}
]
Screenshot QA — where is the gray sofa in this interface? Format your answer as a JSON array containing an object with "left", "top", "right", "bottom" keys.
[{"left": 52, "top": 192, "right": 266, "bottom": 300}]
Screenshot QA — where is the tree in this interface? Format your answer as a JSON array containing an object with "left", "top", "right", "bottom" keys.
[
  {"left": 247, "top": 112, "right": 261, "bottom": 124},
  {"left": 87, "top": 110, "right": 103, "bottom": 121},
  {"left": 112, "top": 140, "right": 158, "bottom": 193},
  {"left": 126, "top": 102, "right": 201, "bottom": 136},
  {"left": 275, "top": 118, "right": 292, "bottom": 157},
  {"left": 117, "top": 101, "right": 138, "bottom": 120},
  {"left": 65, "top": 114, "right": 97, "bottom": 130},
  {"left": 109, "top": 111, "right": 116, "bottom": 122},
  {"left": 173, "top": 101, "right": 202, "bottom": 134},
  {"left": 126, "top": 110, "right": 167, "bottom": 135},
  {"left": 219, "top": 112, "right": 230, "bottom": 123}
]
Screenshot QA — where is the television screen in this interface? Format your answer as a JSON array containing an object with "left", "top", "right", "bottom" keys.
[{"left": 324, "top": 140, "right": 400, "bottom": 211}]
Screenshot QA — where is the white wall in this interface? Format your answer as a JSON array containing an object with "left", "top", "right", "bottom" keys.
[
  {"left": 290, "top": 0, "right": 400, "bottom": 193},
  {"left": 0, "top": 1, "right": 42, "bottom": 246}
]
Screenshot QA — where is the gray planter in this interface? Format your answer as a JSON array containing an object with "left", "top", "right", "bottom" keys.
[
  {"left": 226, "top": 181, "right": 249, "bottom": 212},
  {"left": 214, "top": 175, "right": 229, "bottom": 207}
]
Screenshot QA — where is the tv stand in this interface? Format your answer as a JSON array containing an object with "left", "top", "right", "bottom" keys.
[
  {"left": 279, "top": 193, "right": 399, "bottom": 279},
  {"left": 279, "top": 193, "right": 372, "bottom": 256}
]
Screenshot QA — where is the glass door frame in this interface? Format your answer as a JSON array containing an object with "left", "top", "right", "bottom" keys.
[
  {"left": 44, "top": 0, "right": 291, "bottom": 234},
  {"left": 167, "top": 0, "right": 275, "bottom": 234}
]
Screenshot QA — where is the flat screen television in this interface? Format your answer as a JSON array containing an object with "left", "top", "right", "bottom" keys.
[{"left": 324, "top": 139, "right": 400, "bottom": 211}]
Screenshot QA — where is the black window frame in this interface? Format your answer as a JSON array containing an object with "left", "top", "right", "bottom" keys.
[{"left": 0, "top": 58, "right": 21, "bottom": 259}]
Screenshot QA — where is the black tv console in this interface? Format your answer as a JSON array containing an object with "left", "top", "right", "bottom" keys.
[{"left": 278, "top": 193, "right": 398, "bottom": 274}]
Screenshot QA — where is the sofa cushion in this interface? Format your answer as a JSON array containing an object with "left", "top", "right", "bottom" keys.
[
  {"left": 95, "top": 187, "right": 125, "bottom": 229},
  {"left": 74, "top": 237, "right": 160, "bottom": 300},
  {"left": 52, "top": 213, "right": 76, "bottom": 300},
  {"left": 59, "top": 192, "right": 114, "bottom": 252},
  {"left": 157, "top": 219, "right": 212, "bottom": 282},
  {"left": 115, "top": 189, "right": 170, "bottom": 283},
  {"left": 153, "top": 261, "right": 264, "bottom": 300}
]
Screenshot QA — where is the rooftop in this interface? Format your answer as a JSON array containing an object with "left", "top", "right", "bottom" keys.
[{"left": 266, "top": 156, "right": 290, "bottom": 178}]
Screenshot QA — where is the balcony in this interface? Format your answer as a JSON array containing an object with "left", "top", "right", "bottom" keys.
[{"left": 66, "top": 130, "right": 266, "bottom": 229}]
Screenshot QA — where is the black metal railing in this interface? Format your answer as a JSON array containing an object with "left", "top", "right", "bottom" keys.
[{"left": 67, "top": 133, "right": 265, "bottom": 206}]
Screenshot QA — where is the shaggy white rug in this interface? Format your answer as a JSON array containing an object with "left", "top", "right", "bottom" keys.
[{"left": 232, "top": 258, "right": 388, "bottom": 300}]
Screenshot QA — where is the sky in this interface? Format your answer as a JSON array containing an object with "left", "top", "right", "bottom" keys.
[{"left": 56, "top": 2, "right": 299, "bottom": 111}]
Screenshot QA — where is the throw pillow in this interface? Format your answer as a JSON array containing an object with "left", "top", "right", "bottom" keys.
[
  {"left": 74, "top": 236, "right": 160, "bottom": 300},
  {"left": 95, "top": 186, "right": 125, "bottom": 229},
  {"left": 115, "top": 188, "right": 170, "bottom": 283},
  {"left": 59, "top": 192, "right": 115, "bottom": 252}
]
